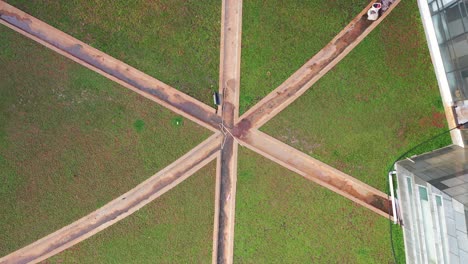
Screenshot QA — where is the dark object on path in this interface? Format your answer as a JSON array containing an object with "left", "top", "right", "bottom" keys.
[{"left": 213, "top": 92, "right": 221, "bottom": 106}]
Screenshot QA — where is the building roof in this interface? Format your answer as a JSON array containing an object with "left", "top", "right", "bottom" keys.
[{"left": 397, "top": 145, "right": 468, "bottom": 205}]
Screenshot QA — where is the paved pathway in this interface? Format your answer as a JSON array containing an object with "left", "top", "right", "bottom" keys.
[
  {"left": 214, "top": 1, "right": 243, "bottom": 263},
  {"left": 0, "top": 1, "right": 400, "bottom": 263}
]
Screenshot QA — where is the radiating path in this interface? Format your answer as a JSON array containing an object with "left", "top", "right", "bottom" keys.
[
  {"left": 0, "top": 0, "right": 403, "bottom": 263},
  {"left": 0, "top": 2, "right": 221, "bottom": 132},
  {"left": 214, "top": 1, "right": 243, "bottom": 263},
  {"left": 236, "top": 0, "right": 401, "bottom": 130},
  {"left": 0, "top": 133, "right": 222, "bottom": 264},
  {"left": 239, "top": 129, "right": 393, "bottom": 219}
]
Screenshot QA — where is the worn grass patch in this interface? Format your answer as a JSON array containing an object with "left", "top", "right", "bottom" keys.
[{"left": 0, "top": 27, "right": 210, "bottom": 256}]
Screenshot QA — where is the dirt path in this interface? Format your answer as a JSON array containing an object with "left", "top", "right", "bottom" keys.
[
  {"left": 213, "top": 1, "right": 243, "bottom": 263},
  {"left": 236, "top": 0, "right": 401, "bottom": 130},
  {"left": 0, "top": 0, "right": 401, "bottom": 263},
  {"left": 240, "top": 129, "right": 392, "bottom": 218},
  {"left": 0, "top": 2, "right": 221, "bottom": 132},
  {"left": 0, "top": 133, "right": 222, "bottom": 264}
]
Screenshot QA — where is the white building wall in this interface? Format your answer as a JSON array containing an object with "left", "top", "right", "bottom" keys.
[
  {"left": 417, "top": 0, "right": 465, "bottom": 147},
  {"left": 397, "top": 164, "right": 468, "bottom": 264}
]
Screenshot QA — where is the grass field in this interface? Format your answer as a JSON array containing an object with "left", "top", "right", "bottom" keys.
[
  {"left": 48, "top": 162, "right": 216, "bottom": 263},
  {"left": 1, "top": 0, "right": 453, "bottom": 263},
  {"left": 261, "top": 0, "right": 451, "bottom": 190},
  {"left": 239, "top": 0, "right": 367, "bottom": 114},
  {"left": 5, "top": 0, "right": 221, "bottom": 106},
  {"left": 0, "top": 25, "right": 211, "bottom": 258},
  {"left": 243, "top": 1, "right": 450, "bottom": 263},
  {"left": 235, "top": 148, "right": 397, "bottom": 263}
]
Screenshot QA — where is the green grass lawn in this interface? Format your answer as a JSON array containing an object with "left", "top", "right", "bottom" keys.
[
  {"left": 48, "top": 161, "right": 216, "bottom": 263},
  {"left": 5, "top": 0, "right": 221, "bottom": 106},
  {"left": 0, "top": 26, "right": 211, "bottom": 257},
  {"left": 238, "top": 0, "right": 450, "bottom": 263},
  {"left": 235, "top": 148, "right": 397, "bottom": 263},
  {"left": 261, "top": 0, "right": 450, "bottom": 191},
  {"left": 239, "top": 0, "right": 368, "bottom": 114},
  {"left": 1, "top": 0, "right": 452, "bottom": 263}
]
